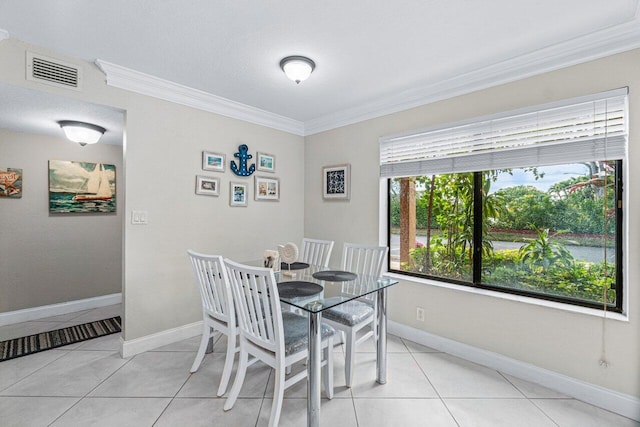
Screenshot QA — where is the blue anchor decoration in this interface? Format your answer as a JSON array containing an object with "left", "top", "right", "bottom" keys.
[{"left": 230, "top": 144, "right": 256, "bottom": 177}]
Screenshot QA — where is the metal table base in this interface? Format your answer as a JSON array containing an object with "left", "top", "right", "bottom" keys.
[{"left": 305, "top": 287, "right": 388, "bottom": 427}]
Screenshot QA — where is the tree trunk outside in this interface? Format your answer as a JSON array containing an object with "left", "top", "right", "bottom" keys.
[
  {"left": 400, "top": 178, "right": 416, "bottom": 267},
  {"left": 425, "top": 175, "right": 436, "bottom": 269}
]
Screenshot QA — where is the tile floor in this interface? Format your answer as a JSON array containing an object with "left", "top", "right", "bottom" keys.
[{"left": 0, "top": 304, "right": 638, "bottom": 427}]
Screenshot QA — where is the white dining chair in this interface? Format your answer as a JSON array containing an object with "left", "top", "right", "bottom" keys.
[
  {"left": 322, "top": 243, "right": 388, "bottom": 387},
  {"left": 187, "top": 250, "right": 238, "bottom": 397},
  {"left": 300, "top": 237, "right": 335, "bottom": 267},
  {"left": 223, "top": 259, "right": 335, "bottom": 427}
]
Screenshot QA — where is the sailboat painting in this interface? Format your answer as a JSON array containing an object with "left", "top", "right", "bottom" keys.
[{"left": 49, "top": 160, "right": 116, "bottom": 213}]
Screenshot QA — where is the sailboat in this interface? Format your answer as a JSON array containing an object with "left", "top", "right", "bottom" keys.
[{"left": 73, "top": 163, "right": 113, "bottom": 201}]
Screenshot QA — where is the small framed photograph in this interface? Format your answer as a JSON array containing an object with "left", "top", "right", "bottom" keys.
[
  {"left": 195, "top": 175, "right": 220, "bottom": 196},
  {"left": 202, "top": 151, "right": 225, "bottom": 172},
  {"left": 254, "top": 176, "right": 279, "bottom": 201},
  {"left": 256, "top": 152, "right": 276, "bottom": 172},
  {"left": 323, "top": 164, "right": 351, "bottom": 200},
  {"left": 229, "top": 181, "right": 248, "bottom": 206}
]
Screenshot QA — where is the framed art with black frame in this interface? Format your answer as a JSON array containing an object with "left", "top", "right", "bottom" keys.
[{"left": 322, "top": 163, "right": 350, "bottom": 200}]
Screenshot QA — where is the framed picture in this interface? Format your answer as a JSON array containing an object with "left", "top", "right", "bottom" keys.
[
  {"left": 195, "top": 175, "right": 220, "bottom": 196},
  {"left": 202, "top": 151, "right": 226, "bottom": 172},
  {"left": 256, "top": 152, "right": 276, "bottom": 172},
  {"left": 254, "top": 176, "right": 279, "bottom": 201},
  {"left": 49, "top": 160, "right": 116, "bottom": 213},
  {"left": 323, "top": 163, "right": 351, "bottom": 200},
  {"left": 229, "top": 181, "right": 248, "bottom": 206},
  {"left": 0, "top": 167, "right": 23, "bottom": 198}
]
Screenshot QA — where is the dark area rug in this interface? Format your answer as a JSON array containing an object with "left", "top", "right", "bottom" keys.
[{"left": 0, "top": 316, "right": 121, "bottom": 362}]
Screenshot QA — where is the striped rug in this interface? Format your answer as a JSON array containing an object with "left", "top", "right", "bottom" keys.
[{"left": 0, "top": 316, "right": 121, "bottom": 362}]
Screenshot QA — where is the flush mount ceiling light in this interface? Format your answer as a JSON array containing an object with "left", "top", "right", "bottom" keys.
[
  {"left": 279, "top": 56, "right": 315, "bottom": 84},
  {"left": 58, "top": 120, "right": 106, "bottom": 146}
]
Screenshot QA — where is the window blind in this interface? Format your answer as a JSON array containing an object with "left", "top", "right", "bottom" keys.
[{"left": 380, "top": 88, "right": 628, "bottom": 178}]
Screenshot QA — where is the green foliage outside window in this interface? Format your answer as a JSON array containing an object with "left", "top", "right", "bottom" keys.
[{"left": 392, "top": 161, "right": 619, "bottom": 307}]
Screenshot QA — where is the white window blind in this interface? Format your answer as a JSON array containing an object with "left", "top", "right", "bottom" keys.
[{"left": 380, "top": 88, "right": 628, "bottom": 178}]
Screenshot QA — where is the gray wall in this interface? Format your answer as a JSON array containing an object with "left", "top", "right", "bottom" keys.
[
  {"left": 0, "top": 38, "right": 305, "bottom": 342},
  {"left": 2, "top": 35, "right": 637, "bottom": 401},
  {"left": 305, "top": 49, "right": 640, "bottom": 398},
  {"left": 0, "top": 129, "right": 123, "bottom": 312}
]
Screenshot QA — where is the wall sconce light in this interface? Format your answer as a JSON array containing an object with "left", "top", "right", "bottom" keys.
[
  {"left": 59, "top": 120, "right": 106, "bottom": 146},
  {"left": 280, "top": 56, "right": 315, "bottom": 84}
]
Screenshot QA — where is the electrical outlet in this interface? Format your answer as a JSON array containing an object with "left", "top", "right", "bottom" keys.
[{"left": 416, "top": 307, "right": 425, "bottom": 322}]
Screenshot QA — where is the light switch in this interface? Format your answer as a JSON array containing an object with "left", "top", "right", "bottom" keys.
[{"left": 131, "top": 210, "right": 148, "bottom": 225}]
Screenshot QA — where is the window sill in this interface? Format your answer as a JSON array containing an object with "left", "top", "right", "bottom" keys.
[{"left": 384, "top": 271, "right": 629, "bottom": 322}]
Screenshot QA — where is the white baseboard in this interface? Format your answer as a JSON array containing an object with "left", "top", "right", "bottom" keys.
[
  {"left": 120, "top": 320, "right": 203, "bottom": 358},
  {"left": 388, "top": 321, "right": 640, "bottom": 422},
  {"left": 0, "top": 293, "right": 122, "bottom": 327}
]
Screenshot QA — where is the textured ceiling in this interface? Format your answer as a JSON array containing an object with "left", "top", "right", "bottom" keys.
[
  {"left": 0, "top": 0, "right": 639, "bottom": 139},
  {"left": 0, "top": 83, "right": 124, "bottom": 146}
]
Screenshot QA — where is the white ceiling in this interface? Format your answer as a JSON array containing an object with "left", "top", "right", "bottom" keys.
[
  {"left": 1, "top": 0, "right": 639, "bottom": 138},
  {"left": 0, "top": 83, "right": 124, "bottom": 145}
]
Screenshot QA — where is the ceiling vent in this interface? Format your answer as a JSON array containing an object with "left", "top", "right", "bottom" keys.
[{"left": 26, "top": 51, "right": 82, "bottom": 91}]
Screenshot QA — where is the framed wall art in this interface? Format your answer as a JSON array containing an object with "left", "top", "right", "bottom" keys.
[
  {"left": 256, "top": 152, "right": 276, "bottom": 172},
  {"left": 322, "top": 163, "right": 350, "bottom": 200},
  {"left": 0, "top": 167, "right": 23, "bottom": 198},
  {"left": 202, "top": 151, "right": 226, "bottom": 172},
  {"left": 229, "top": 181, "right": 248, "bottom": 206},
  {"left": 49, "top": 160, "right": 116, "bottom": 213},
  {"left": 195, "top": 175, "right": 220, "bottom": 196},
  {"left": 254, "top": 176, "right": 279, "bottom": 201}
]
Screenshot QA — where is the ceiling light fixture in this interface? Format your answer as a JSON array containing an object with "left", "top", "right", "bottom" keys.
[
  {"left": 58, "top": 120, "right": 106, "bottom": 146},
  {"left": 280, "top": 56, "right": 315, "bottom": 84}
]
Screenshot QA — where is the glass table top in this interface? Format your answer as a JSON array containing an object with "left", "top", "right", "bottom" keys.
[{"left": 274, "top": 264, "right": 398, "bottom": 314}]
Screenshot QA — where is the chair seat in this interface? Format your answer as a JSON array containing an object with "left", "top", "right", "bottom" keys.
[
  {"left": 322, "top": 298, "right": 374, "bottom": 326},
  {"left": 282, "top": 311, "right": 335, "bottom": 356},
  {"left": 206, "top": 310, "right": 238, "bottom": 327}
]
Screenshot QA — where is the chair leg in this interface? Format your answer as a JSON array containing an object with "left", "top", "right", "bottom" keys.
[
  {"left": 190, "top": 322, "right": 211, "bottom": 373},
  {"left": 223, "top": 348, "right": 248, "bottom": 411},
  {"left": 345, "top": 330, "right": 357, "bottom": 388},
  {"left": 323, "top": 336, "right": 334, "bottom": 399},
  {"left": 269, "top": 365, "right": 286, "bottom": 427},
  {"left": 372, "top": 311, "right": 379, "bottom": 345},
  {"left": 339, "top": 330, "right": 346, "bottom": 345},
  {"left": 216, "top": 332, "right": 236, "bottom": 396}
]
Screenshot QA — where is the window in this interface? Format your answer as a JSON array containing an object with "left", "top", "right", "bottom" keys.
[{"left": 382, "top": 89, "right": 626, "bottom": 311}]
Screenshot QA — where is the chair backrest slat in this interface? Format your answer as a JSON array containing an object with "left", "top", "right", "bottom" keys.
[
  {"left": 300, "top": 238, "right": 334, "bottom": 267},
  {"left": 225, "top": 259, "right": 283, "bottom": 354},
  {"left": 342, "top": 243, "right": 388, "bottom": 277},
  {"left": 341, "top": 243, "right": 388, "bottom": 301},
  {"left": 188, "top": 250, "right": 234, "bottom": 324}
]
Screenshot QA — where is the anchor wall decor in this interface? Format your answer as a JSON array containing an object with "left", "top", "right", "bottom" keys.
[{"left": 230, "top": 144, "right": 256, "bottom": 177}]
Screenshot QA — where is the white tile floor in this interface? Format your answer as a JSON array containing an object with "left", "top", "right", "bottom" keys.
[{"left": 0, "top": 304, "right": 638, "bottom": 427}]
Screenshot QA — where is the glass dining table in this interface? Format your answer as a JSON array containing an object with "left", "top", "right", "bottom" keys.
[{"left": 273, "top": 263, "right": 398, "bottom": 427}]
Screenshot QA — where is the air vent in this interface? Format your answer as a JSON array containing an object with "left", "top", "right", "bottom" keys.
[{"left": 26, "top": 51, "right": 82, "bottom": 91}]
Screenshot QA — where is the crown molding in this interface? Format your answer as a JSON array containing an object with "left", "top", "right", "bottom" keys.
[
  {"left": 0, "top": 29, "right": 9, "bottom": 41},
  {"left": 95, "top": 59, "right": 305, "bottom": 136},
  {"left": 95, "top": 13, "right": 640, "bottom": 138},
  {"left": 304, "top": 15, "right": 640, "bottom": 135}
]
